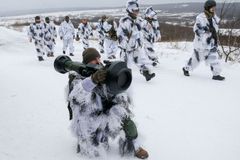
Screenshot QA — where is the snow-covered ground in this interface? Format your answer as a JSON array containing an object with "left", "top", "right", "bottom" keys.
[{"left": 0, "top": 27, "right": 240, "bottom": 160}]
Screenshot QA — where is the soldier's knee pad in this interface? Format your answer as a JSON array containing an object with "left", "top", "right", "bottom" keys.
[{"left": 122, "top": 118, "right": 138, "bottom": 140}]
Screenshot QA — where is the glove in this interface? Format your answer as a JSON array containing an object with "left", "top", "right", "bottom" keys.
[
  {"left": 91, "top": 69, "right": 107, "bottom": 84},
  {"left": 209, "top": 27, "right": 215, "bottom": 33},
  {"left": 60, "top": 37, "right": 63, "bottom": 40}
]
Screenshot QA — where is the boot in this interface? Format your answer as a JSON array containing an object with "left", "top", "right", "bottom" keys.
[
  {"left": 151, "top": 58, "right": 159, "bottom": 67},
  {"left": 38, "top": 56, "right": 44, "bottom": 61},
  {"left": 142, "top": 70, "right": 155, "bottom": 81},
  {"left": 47, "top": 53, "right": 51, "bottom": 57},
  {"left": 152, "top": 62, "right": 158, "bottom": 67},
  {"left": 100, "top": 49, "right": 104, "bottom": 54},
  {"left": 70, "top": 53, "right": 74, "bottom": 56},
  {"left": 135, "top": 147, "right": 149, "bottom": 159},
  {"left": 212, "top": 75, "right": 225, "bottom": 81},
  {"left": 182, "top": 67, "right": 190, "bottom": 76},
  {"left": 63, "top": 51, "right": 66, "bottom": 54},
  {"left": 76, "top": 144, "right": 80, "bottom": 153},
  {"left": 50, "top": 52, "right": 54, "bottom": 57}
]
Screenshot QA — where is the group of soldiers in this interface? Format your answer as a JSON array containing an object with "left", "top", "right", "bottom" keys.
[
  {"left": 28, "top": 0, "right": 226, "bottom": 159},
  {"left": 28, "top": 2, "right": 161, "bottom": 81},
  {"left": 28, "top": 0, "right": 225, "bottom": 81},
  {"left": 28, "top": 16, "right": 57, "bottom": 61}
]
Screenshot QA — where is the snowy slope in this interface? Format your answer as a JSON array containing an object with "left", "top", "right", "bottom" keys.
[{"left": 0, "top": 27, "right": 240, "bottom": 160}]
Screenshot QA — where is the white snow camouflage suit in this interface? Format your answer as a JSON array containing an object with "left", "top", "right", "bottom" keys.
[
  {"left": 117, "top": 15, "right": 154, "bottom": 74},
  {"left": 43, "top": 22, "right": 57, "bottom": 55},
  {"left": 96, "top": 19, "right": 106, "bottom": 53},
  {"left": 102, "top": 19, "right": 119, "bottom": 59},
  {"left": 28, "top": 22, "right": 45, "bottom": 58},
  {"left": 142, "top": 7, "right": 161, "bottom": 65},
  {"left": 68, "top": 74, "right": 140, "bottom": 157},
  {"left": 184, "top": 13, "right": 222, "bottom": 76},
  {"left": 77, "top": 23, "right": 93, "bottom": 50},
  {"left": 58, "top": 21, "right": 75, "bottom": 54}
]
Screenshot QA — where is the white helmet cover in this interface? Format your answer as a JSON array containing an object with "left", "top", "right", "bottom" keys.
[
  {"left": 145, "top": 6, "right": 157, "bottom": 19},
  {"left": 126, "top": 0, "right": 139, "bottom": 13}
]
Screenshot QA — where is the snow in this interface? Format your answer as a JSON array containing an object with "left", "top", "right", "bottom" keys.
[
  {"left": 0, "top": 8, "right": 126, "bottom": 27},
  {"left": 0, "top": 26, "right": 240, "bottom": 160},
  {"left": 219, "top": 29, "right": 240, "bottom": 36}
]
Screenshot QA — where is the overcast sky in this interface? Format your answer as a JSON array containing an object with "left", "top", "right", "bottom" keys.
[{"left": 0, "top": 0, "right": 236, "bottom": 12}]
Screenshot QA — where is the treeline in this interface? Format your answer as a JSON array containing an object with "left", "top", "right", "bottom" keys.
[{"left": 11, "top": 16, "right": 240, "bottom": 46}]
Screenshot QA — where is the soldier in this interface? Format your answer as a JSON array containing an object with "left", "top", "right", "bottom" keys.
[
  {"left": 182, "top": 0, "right": 225, "bottom": 81},
  {"left": 28, "top": 16, "right": 45, "bottom": 61},
  {"left": 96, "top": 15, "right": 107, "bottom": 54},
  {"left": 67, "top": 48, "right": 149, "bottom": 159},
  {"left": 43, "top": 17, "right": 57, "bottom": 57},
  {"left": 117, "top": 0, "right": 155, "bottom": 81},
  {"left": 142, "top": 7, "right": 161, "bottom": 66},
  {"left": 102, "top": 16, "right": 118, "bottom": 59},
  {"left": 76, "top": 18, "right": 93, "bottom": 50},
  {"left": 59, "top": 16, "right": 75, "bottom": 56}
]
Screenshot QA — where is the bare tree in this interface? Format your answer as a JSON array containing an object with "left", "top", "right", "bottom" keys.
[{"left": 218, "top": 0, "right": 240, "bottom": 62}]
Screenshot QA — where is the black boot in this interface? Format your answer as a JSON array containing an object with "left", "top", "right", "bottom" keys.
[
  {"left": 70, "top": 53, "right": 74, "bottom": 56},
  {"left": 77, "top": 144, "right": 80, "bottom": 153},
  {"left": 63, "top": 51, "right": 66, "bottom": 54},
  {"left": 142, "top": 70, "right": 155, "bottom": 81},
  {"left": 152, "top": 62, "right": 158, "bottom": 67},
  {"left": 182, "top": 67, "right": 190, "bottom": 76},
  {"left": 38, "top": 56, "right": 44, "bottom": 61},
  {"left": 212, "top": 75, "right": 225, "bottom": 81}
]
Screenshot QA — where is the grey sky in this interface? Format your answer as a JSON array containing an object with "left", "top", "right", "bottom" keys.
[{"left": 0, "top": 0, "right": 235, "bottom": 12}]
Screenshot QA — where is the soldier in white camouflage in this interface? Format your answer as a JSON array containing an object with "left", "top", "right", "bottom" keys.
[
  {"left": 28, "top": 16, "right": 45, "bottom": 61},
  {"left": 117, "top": 0, "right": 156, "bottom": 81},
  {"left": 43, "top": 17, "right": 57, "bottom": 57},
  {"left": 102, "top": 16, "right": 118, "bottom": 59},
  {"left": 96, "top": 15, "right": 107, "bottom": 54},
  {"left": 59, "top": 16, "right": 75, "bottom": 56},
  {"left": 142, "top": 7, "right": 161, "bottom": 67},
  {"left": 76, "top": 18, "right": 93, "bottom": 50},
  {"left": 183, "top": 0, "right": 225, "bottom": 81}
]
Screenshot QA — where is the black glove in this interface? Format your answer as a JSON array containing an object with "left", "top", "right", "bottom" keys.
[
  {"left": 91, "top": 69, "right": 107, "bottom": 84},
  {"left": 60, "top": 37, "right": 63, "bottom": 40}
]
